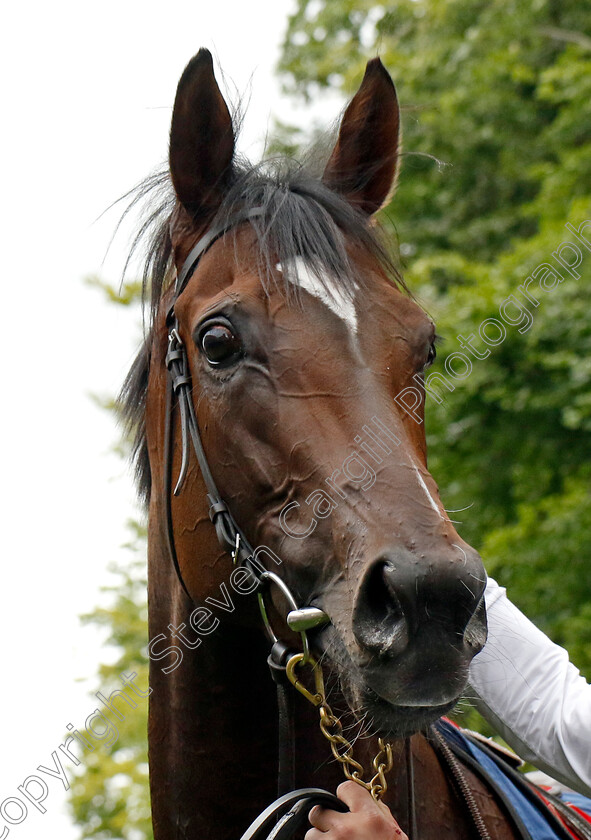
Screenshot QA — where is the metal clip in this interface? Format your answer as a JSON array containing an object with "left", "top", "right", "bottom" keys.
[
  {"left": 169, "top": 327, "right": 183, "bottom": 347},
  {"left": 286, "top": 653, "right": 325, "bottom": 707}
]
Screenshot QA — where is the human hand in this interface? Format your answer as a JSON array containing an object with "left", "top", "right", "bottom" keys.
[{"left": 306, "top": 781, "right": 408, "bottom": 839}]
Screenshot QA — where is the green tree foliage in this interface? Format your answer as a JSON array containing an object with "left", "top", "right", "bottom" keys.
[
  {"left": 69, "top": 523, "right": 152, "bottom": 840},
  {"left": 280, "top": 1, "right": 591, "bottom": 260},
  {"left": 279, "top": 0, "right": 591, "bottom": 677},
  {"left": 70, "top": 8, "right": 591, "bottom": 830},
  {"left": 68, "top": 283, "right": 152, "bottom": 839}
]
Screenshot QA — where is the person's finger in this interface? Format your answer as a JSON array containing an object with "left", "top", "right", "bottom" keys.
[
  {"left": 333, "top": 781, "right": 409, "bottom": 839},
  {"left": 335, "top": 780, "right": 376, "bottom": 812},
  {"left": 308, "top": 804, "right": 341, "bottom": 832},
  {"left": 376, "top": 799, "right": 396, "bottom": 819}
]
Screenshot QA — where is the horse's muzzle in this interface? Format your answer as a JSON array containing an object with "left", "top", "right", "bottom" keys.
[{"left": 349, "top": 547, "right": 487, "bottom": 705}]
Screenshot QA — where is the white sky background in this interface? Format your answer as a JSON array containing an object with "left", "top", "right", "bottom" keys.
[{"left": 0, "top": 2, "right": 343, "bottom": 837}]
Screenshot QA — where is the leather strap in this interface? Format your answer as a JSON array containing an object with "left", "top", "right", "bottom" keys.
[
  {"left": 432, "top": 724, "right": 579, "bottom": 840},
  {"left": 238, "top": 789, "right": 348, "bottom": 840},
  {"left": 163, "top": 208, "right": 265, "bottom": 597},
  {"left": 461, "top": 732, "right": 591, "bottom": 840},
  {"left": 163, "top": 208, "right": 340, "bottom": 835},
  {"left": 268, "top": 642, "right": 296, "bottom": 796},
  {"left": 429, "top": 726, "right": 495, "bottom": 840},
  {"left": 162, "top": 374, "right": 192, "bottom": 600},
  {"left": 174, "top": 206, "right": 264, "bottom": 300},
  {"left": 405, "top": 737, "right": 417, "bottom": 840}
]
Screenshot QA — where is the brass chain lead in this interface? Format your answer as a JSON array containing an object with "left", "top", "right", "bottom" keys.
[{"left": 286, "top": 653, "right": 393, "bottom": 801}]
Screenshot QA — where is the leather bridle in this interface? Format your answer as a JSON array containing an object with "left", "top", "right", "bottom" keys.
[
  {"left": 161, "top": 208, "right": 341, "bottom": 838},
  {"left": 157, "top": 208, "right": 494, "bottom": 840},
  {"left": 156, "top": 204, "right": 537, "bottom": 840},
  {"left": 162, "top": 206, "right": 328, "bottom": 628},
  {"left": 163, "top": 207, "right": 264, "bottom": 599}
]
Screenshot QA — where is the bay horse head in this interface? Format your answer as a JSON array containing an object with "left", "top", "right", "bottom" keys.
[{"left": 125, "top": 49, "right": 487, "bottom": 747}]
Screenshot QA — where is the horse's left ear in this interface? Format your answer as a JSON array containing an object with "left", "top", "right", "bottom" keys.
[
  {"left": 169, "top": 48, "right": 235, "bottom": 219},
  {"left": 323, "top": 58, "right": 401, "bottom": 215}
]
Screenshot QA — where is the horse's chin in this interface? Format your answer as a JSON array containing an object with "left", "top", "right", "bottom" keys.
[
  {"left": 340, "top": 676, "right": 458, "bottom": 738},
  {"left": 315, "top": 626, "right": 465, "bottom": 738}
]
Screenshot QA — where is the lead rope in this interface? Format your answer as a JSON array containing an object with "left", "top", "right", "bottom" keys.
[{"left": 286, "top": 654, "right": 393, "bottom": 801}]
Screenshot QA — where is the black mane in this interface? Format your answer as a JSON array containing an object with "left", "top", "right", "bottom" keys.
[{"left": 119, "top": 156, "right": 404, "bottom": 504}]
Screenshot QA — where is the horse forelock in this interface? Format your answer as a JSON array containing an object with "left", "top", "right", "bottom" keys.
[{"left": 118, "top": 156, "right": 407, "bottom": 505}]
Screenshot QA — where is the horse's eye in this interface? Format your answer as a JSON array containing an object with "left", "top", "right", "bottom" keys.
[
  {"left": 199, "top": 323, "right": 242, "bottom": 367},
  {"left": 425, "top": 342, "right": 437, "bottom": 368}
]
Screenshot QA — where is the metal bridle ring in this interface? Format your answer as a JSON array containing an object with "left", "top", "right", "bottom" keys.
[{"left": 257, "top": 571, "right": 311, "bottom": 661}]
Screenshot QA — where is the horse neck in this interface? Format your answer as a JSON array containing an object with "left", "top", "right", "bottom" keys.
[
  {"left": 146, "top": 512, "right": 389, "bottom": 837},
  {"left": 144, "top": 319, "right": 284, "bottom": 837},
  {"left": 143, "top": 334, "right": 510, "bottom": 840},
  {"left": 147, "top": 513, "right": 278, "bottom": 839},
  {"left": 147, "top": 521, "right": 519, "bottom": 840},
  {"left": 147, "top": 515, "right": 407, "bottom": 838}
]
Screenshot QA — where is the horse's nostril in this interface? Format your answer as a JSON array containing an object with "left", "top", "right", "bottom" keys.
[
  {"left": 352, "top": 562, "right": 409, "bottom": 658},
  {"left": 463, "top": 595, "right": 488, "bottom": 654},
  {"left": 352, "top": 552, "right": 487, "bottom": 663}
]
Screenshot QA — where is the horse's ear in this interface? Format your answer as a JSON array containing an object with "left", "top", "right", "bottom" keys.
[
  {"left": 323, "top": 58, "right": 401, "bottom": 216},
  {"left": 169, "top": 49, "right": 235, "bottom": 218}
]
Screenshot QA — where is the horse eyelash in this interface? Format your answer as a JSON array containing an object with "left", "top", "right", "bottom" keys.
[{"left": 423, "top": 332, "right": 442, "bottom": 369}]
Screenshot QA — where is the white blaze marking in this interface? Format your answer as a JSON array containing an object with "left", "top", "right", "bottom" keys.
[
  {"left": 412, "top": 463, "right": 445, "bottom": 521},
  {"left": 277, "top": 257, "right": 358, "bottom": 333}
]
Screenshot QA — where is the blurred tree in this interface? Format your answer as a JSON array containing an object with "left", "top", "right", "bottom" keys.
[
  {"left": 419, "top": 214, "right": 591, "bottom": 676},
  {"left": 69, "top": 6, "right": 591, "bottom": 830},
  {"left": 280, "top": 0, "right": 590, "bottom": 261},
  {"left": 69, "top": 530, "right": 152, "bottom": 840},
  {"left": 279, "top": 0, "right": 591, "bottom": 676},
  {"left": 68, "top": 283, "right": 152, "bottom": 840}
]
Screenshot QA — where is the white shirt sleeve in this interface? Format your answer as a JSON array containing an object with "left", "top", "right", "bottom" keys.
[{"left": 467, "top": 577, "right": 591, "bottom": 797}]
